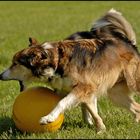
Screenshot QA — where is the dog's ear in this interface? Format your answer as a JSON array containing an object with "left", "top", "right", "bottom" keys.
[{"left": 29, "top": 37, "right": 38, "bottom": 47}]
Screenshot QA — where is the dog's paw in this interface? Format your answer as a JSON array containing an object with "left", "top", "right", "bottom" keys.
[
  {"left": 97, "top": 124, "right": 106, "bottom": 134},
  {"left": 87, "top": 116, "right": 94, "bottom": 125},
  {"left": 135, "top": 113, "right": 140, "bottom": 123},
  {"left": 39, "top": 115, "right": 56, "bottom": 125}
]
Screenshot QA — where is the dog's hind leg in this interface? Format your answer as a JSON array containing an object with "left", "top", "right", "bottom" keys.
[
  {"left": 81, "top": 96, "right": 98, "bottom": 125},
  {"left": 84, "top": 96, "right": 106, "bottom": 134},
  {"left": 81, "top": 103, "right": 93, "bottom": 125},
  {"left": 131, "top": 101, "right": 140, "bottom": 122},
  {"left": 108, "top": 80, "right": 140, "bottom": 122}
]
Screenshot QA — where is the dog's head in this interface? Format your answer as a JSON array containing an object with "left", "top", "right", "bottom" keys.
[{"left": 0, "top": 37, "right": 58, "bottom": 82}]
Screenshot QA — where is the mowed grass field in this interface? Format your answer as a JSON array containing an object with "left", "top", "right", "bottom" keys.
[{"left": 1, "top": 1, "right": 140, "bottom": 139}]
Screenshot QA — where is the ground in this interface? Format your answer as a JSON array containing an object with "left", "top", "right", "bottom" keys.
[{"left": 0, "top": 1, "right": 140, "bottom": 139}]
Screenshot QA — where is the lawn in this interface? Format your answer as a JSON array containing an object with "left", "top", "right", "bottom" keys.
[{"left": 0, "top": 1, "right": 140, "bottom": 139}]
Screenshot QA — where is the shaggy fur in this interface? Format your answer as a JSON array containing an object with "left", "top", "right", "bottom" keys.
[{"left": 0, "top": 9, "right": 139, "bottom": 133}]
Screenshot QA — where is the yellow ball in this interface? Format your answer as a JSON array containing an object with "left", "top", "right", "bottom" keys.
[{"left": 12, "top": 87, "right": 64, "bottom": 133}]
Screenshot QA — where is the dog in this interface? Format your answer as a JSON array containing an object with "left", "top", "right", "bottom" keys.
[{"left": 0, "top": 9, "right": 139, "bottom": 133}]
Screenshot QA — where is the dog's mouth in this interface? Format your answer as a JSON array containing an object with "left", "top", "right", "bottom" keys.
[{"left": 19, "top": 80, "right": 25, "bottom": 92}]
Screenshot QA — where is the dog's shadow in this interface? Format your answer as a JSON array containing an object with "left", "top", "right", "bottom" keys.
[
  {"left": 62, "top": 119, "right": 94, "bottom": 130},
  {"left": 0, "top": 116, "right": 93, "bottom": 137}
]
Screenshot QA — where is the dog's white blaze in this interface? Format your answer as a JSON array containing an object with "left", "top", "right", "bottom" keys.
[
  {"left": 2, "top": 69, "right": 11, "bottom": 79},
  {"left": 42, "top": 42, "right": 53, "bottom": 49}
]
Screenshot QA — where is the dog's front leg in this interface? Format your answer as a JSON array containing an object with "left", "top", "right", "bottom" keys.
[
  {"left": 39, "top": 92, "right": 79, "bottom": 125},
  {"left": 39, "top": 83, "right": 97, "bottom": 125}
]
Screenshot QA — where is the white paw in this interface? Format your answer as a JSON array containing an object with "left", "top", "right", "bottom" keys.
[
  {"left": 87, "top": 117, "right": 94, "bottom": 125},
  {"left": 39, "top": 115, "right": 56, "bottom": 125}
]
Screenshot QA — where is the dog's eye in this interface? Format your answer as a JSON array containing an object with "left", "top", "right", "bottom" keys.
[
  {"left": 42, "top": 52, "right": 48, "bottom": 59},
  {"left": 42, "top": 55, "right": 47, "bottom": 59}
]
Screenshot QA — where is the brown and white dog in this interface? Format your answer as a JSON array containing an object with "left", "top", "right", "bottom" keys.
[{"left": 0, "top": 9, "right": 140, "bottom": 133}]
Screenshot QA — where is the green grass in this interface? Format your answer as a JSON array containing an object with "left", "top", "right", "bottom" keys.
[{"left": 1, "top": 1, "right": 140, "bottom": 139}]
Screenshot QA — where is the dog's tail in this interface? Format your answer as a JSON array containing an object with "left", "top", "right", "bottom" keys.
[{"left": 90, "top": 8, "right": 136, "bottom": 45}]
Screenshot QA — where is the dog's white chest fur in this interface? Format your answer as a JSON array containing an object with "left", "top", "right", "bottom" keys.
[{"left": 50, "top": 75, "right": 73, "bottom": 95}]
